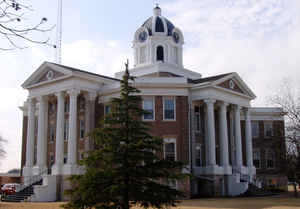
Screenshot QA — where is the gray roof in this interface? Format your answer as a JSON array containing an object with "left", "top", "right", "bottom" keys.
[
  {"left": 190, "top": 73, "right": 233, "bottom": 84},
  {"left": 142, "top": 16, "right": 175, "bottom": 36}
]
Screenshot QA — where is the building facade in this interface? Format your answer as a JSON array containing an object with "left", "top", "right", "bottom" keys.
[{"left": 19, "top": 7, "right": 287, "bottom": 201}]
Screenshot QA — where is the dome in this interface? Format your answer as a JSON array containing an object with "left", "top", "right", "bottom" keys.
[{"left": 141, "top": 6, "right": 175, "bottom": 36}]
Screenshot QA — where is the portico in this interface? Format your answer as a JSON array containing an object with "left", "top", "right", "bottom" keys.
[
  {"left": 190, "top": 73, "right": 256, "bottom": 178},
  {"left": 21, "top": 62, "right": 116, "bottom": 178}
]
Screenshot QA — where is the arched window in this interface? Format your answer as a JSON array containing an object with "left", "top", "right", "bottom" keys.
[
  {"left": 155, "top": 17, "right": 164, "bottom": 32},
  {"left": 156, "top": 46, "right": 164, "bottom": 62}
]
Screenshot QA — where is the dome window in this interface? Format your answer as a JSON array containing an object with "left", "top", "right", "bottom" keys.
[
  {"left": 155, "top": 17, "right": 164, "bottom": 32},
  {"left": 157, "top": 46, "right": 164, "bottom": 62}
]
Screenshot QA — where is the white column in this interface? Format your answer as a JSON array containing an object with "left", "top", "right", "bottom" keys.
[
  {"left": 84, "top": 92, "right": 97, "bottom": 152},
  {"left": 34, "top": 96, "right": 48, "bottom": 174},
  {"left": 52, "top": 91, "right": 65, "bottom": 175},
  {"left": 204, "top": 99, "right": 216, "bottom": 167},
  {"left": 219, "top": 102, "right": 229, "bottom": 167},
  {"left": 234, "top": 105, "right": 243, "bottom": 167},
  {"left": 63, "top": 89, "right": 81, "bottom": 175},
  {"left": 23, "top": 98, "right": 36, "bottom": 177},
  {"left": 245, "top": 108, "right": 253, "bottom": 167}
]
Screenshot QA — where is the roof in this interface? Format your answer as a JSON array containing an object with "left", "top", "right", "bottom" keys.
[
  {"left": 142, "top": 16, "right": 175, "bottom": 36},
  {"left": 47, "top": 62, "right": 120, "bottom": 82},
  {"left": 190, "top": 73, "right": 233, "bottom": 84}
]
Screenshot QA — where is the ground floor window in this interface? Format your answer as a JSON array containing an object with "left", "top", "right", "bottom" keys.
[{"left": 253, "top": 149, "right": 260, "bottom": 169}]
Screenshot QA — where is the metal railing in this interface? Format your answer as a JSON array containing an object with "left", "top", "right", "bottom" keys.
[{"left": 16, "top": 168, "right": 48, "bottom": 193}]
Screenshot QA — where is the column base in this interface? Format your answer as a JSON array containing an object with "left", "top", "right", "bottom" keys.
[
  {"left": 203, "top": 165, "right": 223, "bottom": 175},
  {"left": 32, "top": 165, "right": 48, "bottom": 176},
  {"left": 232, "top": 165, "right": 248, "bottom": 175},
  {"left": 62, "top": 164, "right": 85, "bottom": 175},
  {"left": 52, "top": 163, "right": 63, "bottom": 175},
  {"left": 222, "top": 165, "right": 232, "bottom": 174},
  {"left": 22, "top": 166, "right": 33, "bottom": 177}
]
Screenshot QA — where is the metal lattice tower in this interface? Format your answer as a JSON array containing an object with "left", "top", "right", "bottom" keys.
[{"left": 55, "top": 0, "right": 63, "bottom": 64}]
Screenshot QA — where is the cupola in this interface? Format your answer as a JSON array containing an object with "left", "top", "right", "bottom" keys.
[{"left": 133, "top": 6, "right": 184, "bottom": 68}]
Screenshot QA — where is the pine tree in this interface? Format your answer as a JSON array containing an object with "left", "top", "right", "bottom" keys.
[{"left": 63, "top": 61, "right": 189, "bottom": 209}]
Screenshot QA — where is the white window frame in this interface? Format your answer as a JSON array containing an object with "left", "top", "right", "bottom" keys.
[
  {"left": 63, "top": 153, "right": 67, "bottom": 164},
  {"left": 142, "top": 96, "right": 155, "bottom": 121},
  {"left": 163, "top": 96, "right": 176, "bottom": 121},
  {"left": 64, "top": 120, "right": 69, "bottom": 141},
  {"left": 251, "top": 121, "right": 259, "bottom": 138},
  {"left": 195, "top": 143, "right": 203, "bottom": 167},
  {"left": 49, "top": 125, "right": 55, "bottom": 143},
  {"left": 266, "top": 149, "right": 275, "bottom": 169},
  {"left": 253, "top": 149, "right": 261, "bottom": 169},
  {"left": 194, "top": 106, "right": 201, "bottom": 133},
  {"left": 49, "top": 152, "right": 54, "bottom": 164},
  {"left": 264, "top": 121, "right": 273, "bottom": 137},
  {"left": 79, "top": 119, "right": 85, "bottom": 140},
  {"left": 104, "top": 104, "right": 111, "bottom": 115},
  {"left": 163, "top": 138, "right": 177, "bottom": 161}
]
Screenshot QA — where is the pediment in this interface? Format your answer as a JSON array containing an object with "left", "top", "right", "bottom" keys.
[
  {"left": 213, "top": 73, "right": 256, "bottom": 99},
  {"left": 22, "top": 62, "right": 72, "bottom": 89}
]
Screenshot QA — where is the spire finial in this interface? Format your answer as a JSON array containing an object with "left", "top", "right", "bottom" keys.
[{"left": 153, "top": 3, "right": 161, "bottom": 16}]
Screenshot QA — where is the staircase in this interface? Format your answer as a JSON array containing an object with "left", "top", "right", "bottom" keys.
[
  {"left": 1, "top": 168, "right": 47, "bottom": 202},
  {"left": 1, "top": 179, "right": 42, "bottom": 202}
]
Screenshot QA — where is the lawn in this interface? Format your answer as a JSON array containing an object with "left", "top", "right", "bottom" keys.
[
  {"left": 1, "top": 187, "right": 300, "bottom": 209},
  {"left": 1, "top": 196, "right": 300, "bottom": 209}
]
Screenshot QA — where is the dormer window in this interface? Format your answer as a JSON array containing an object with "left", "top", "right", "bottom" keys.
[
  {"left": 156, "top": 46, "right": 164, "bottom": 62},
  {"left": 155, "top": 17, "right": 164, "bottom": 32}
]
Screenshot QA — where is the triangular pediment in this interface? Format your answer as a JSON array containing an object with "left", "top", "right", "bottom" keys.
[
  {"left": 212, "top": 73, "right": 256, "bottom": 99},
  {"left": 22, "top": 62, "right": 72, "bottom": 88}
]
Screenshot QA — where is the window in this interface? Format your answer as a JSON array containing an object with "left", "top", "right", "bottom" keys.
[
  {"left": 79, "top": 151, "right": 85, "bottom": 161},
  {"left": 104, "top": 105, "right": 111, "bottom": 115},
  {"left": 251, "top": 121, "right": 259, "bottom": 138},
  {"left": 80, "top": 119, "right": 85, "bottom": 139},
  {"left": 156, "top": 46, "right": 164, "bottom": 61},
  {"left": 194, "top": 106, "right": 201, "bottom": 132},
  {"left": 143, "top": 97, "right": 155, "bottom": 120},
  {"left": 264, "top": 121, "right": 273, "bottom": 137},
  {"left": 49, "top": 125, "right": 55, "bottom": 142},
  {"left": 79, "top": 97, "right": 85, "bottom": 111},
  {"left": 155, "top": 17, "right": 164, "bottom": 32},
  {"left": 64, "top": 120, "right": 69, "bottom": 141},
  {"left": 64, "top": 100, "right": 69, "bottom": 113},
  {"left": 167, "top": 179, "right": 177, "bottom": 189},
  {"left": 63, "top": 153, "right": 67, "bottom": 164},
  {"left": 163, "top": 97, "right": 175, "bottom": 120},
  {"left": 49, "top": 152, "right": 54, "bottom": 165},
  {"left": 49, "top": 103, "right": 55, "bottom": 115},
  {"left": 253, "top": 149, "right": 260, "bottom": 169},
  {"left": 266, "top": 150, "right": 275, "bottom": 169},
  {"left": 195, "top": 144, "right": 202, "bottom": 167},
  {"left": 164, "top": 138, "right": 176, "bottom": 161}
]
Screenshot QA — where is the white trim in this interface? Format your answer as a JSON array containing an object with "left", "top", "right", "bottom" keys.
[
  {"left": 264, "top": 121, "right": 273, "bottom": 138},
  {"left": 163, "top": 138, "right": 177, "bottom": 161},
  {"left": 163, "top": 96, "right": 176, "bottom": 121},
  {"left": 251, "top": 121, "right": 259, "bottom": 138},
  {"left": 142, "top": 96, "right": 155, "bottom": 121},
  {"left": 253, "top": 149, "right": 261, "bottom": 169}
]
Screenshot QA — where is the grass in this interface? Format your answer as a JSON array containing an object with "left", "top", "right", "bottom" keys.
[{"left": 1, "top": 187, "right": 300, "bottom": 209}]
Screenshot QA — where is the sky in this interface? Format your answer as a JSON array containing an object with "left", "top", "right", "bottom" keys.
[{"left": 0, "top": 0, "right": 300, "bottom": 172}]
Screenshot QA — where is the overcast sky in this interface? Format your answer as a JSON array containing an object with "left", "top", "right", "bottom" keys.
[{"left": 0, "top": 0, "right": 300, "bottom": 172}]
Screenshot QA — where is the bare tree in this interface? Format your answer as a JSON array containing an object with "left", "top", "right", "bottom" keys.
[
  {"left": 0, "top": 0, "right": 54, "bottom": 50},
  {"left": 269, "top": 78, "right": 300, "bottom": 197},
  {"left": 0, "top": 134, "right": 6, "bottom": 160}
]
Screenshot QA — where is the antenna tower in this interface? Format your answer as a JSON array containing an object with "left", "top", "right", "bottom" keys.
[{"left": 55, "top": 0, "right": 63, "bottom": 64}]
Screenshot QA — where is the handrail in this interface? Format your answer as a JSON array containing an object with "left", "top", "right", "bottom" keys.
[{"left": 16, "top": 168, "right": 48, "bottom": 193}]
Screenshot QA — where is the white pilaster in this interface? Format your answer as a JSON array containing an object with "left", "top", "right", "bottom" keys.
[
  {"left": 245, "top": 108, "right": 256, "bottom": 178},
  {"left": 234, "top": 105, "right": 243, "bottom": 167},
  {"left": 218, "top": 102, "right": 231, "bottom": 174},
  {"left": 52, "top": 91, "right": 65, "bottom": 175},
  {"left": 23, "top": 98, "right": 36, "bottom": 177},
  {"left": 84, "top": 92, "right": 97, "bottom": 152},
  {"left": 33, "top": 96, "right": 48, "bottom": 175},
  {"left": 204, "top": 99, "right": 216, "bottom": 167},
  {"left": 63, "top": 89, "right": 81, "bottom": 175}
]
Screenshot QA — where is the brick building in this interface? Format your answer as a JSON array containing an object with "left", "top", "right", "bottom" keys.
[{"left": 19, "top": 6, "right": 287, "bottom": 201}]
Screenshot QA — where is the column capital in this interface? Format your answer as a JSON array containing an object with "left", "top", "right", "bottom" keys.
[
  {"left": 84, "top": 92, "right": 98, "bottom": 101},
  {"left": 36, "top": 95, "right": 49, "bottom": 103},
  {"left": 234, "top": 104, "right": 241, "bottom": 111},
  {"left": 55, "top": 91, "right": 65, "bottom": 98},
  {"left": 204, "top": 99, "right": 216, "bottom": 105},
  {"left": 67, "top": 89, "right": 81, "bottom": 97},
  {"left": 218, "top": 101, "right": 229, "bottom": 107}
]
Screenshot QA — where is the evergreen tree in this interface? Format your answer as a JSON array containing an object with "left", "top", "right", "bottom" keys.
[{"left": 63, "top": 61, "right": 189, "bottom": 209}]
